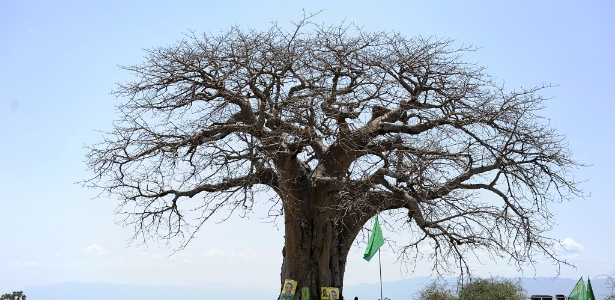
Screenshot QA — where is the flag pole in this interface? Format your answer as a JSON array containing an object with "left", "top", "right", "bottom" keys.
[
  {"left": 363, "top": 214, "right": 385, "bottom": 299},
  {"left": 378, "top": 249, "right": 383, "bottom": 300}
]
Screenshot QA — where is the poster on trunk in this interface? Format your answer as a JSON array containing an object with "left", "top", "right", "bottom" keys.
[
  {"left": 280, "top": 279, "right": 297, "bottom": 300},
  {"left": 321, "top": 287, "right": 339, "bottom": 300}
]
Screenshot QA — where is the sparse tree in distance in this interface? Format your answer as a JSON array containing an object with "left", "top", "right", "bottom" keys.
[
  {"left": 458, "top": 278, "right": 525, "bottom": 300},
  {"left": 414, "top": 281, "right": 458, "bottom": 300},
  {"left": 0, "top": 291, "right": 26, "bottom": 300},
  {"left": 605, "top": 272, "right": 615, "bottom": 300},
  {"left": 84, "top": 14, "right": 583, "bottom": 299},
  {"left": 415, "top": 278, "right": 525, "bottom": 300}
]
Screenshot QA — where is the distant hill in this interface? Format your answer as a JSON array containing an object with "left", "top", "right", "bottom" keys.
[
  {"left": 23, "top": 282, "right": 273, "bottom": 300},
  {"left": 344, "top": 277, "right": 611, "bottom": 300},
  {"left": 23, "top": 277, "right": 611, "bottom": 300}
]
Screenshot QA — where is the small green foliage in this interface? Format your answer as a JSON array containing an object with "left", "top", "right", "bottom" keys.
[
  {"left": 458, "top": 278, "right": 526, "bottom": 300},
  {"left": 414, "top": 281, "right": 458, "bottom": 300},
  {"left": 415, "top": 278, "right": 526, "bottom": 300},
  {"left": 0, "top": 291, "right": 26, "bottom": 300}
]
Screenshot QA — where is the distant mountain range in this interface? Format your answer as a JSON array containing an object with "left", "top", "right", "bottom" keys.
[
  {"left": 344, "top": 277, "right": 611, "bottom": 300},
  {"left": 22, "top": 277, "right": 611, "bottom": 300}
]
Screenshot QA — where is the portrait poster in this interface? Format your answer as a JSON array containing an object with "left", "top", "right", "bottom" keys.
[
  {"left": 320, "top": 287, "right": 329, "bottom": 300},
  {"left": 280, "top": 279, "right": 298, "bottom": 300},
  {"left": 327, "top": 287, "right": 340, "bottom": 300},
  {"left": 321, "top": 287, "right": 340, "bottom": 300}
]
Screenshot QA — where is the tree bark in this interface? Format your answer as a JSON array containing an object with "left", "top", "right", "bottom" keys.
[{"left": 280, "top": 206, "right": 358, "bottom": 300}]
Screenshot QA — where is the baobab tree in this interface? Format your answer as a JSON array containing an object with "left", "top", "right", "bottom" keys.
[{"left": 84, "top": 16, "right": 582, "bottom": 299}]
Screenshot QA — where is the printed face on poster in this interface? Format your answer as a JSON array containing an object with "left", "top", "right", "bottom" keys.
[
  {"left": 280, "top": 279, "right": 297, "bottom": 299},
  {"left": 320, "top": 287, "right": 339, "bottom": 300}
]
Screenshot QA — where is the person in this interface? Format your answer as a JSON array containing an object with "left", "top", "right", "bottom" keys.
[
  {"left": 354, "top": 297, "right": 358, "bottom": 300},
  {"left": 330, "top": 290, "right": 338, "bottom": 300},
  {"left": 279, "top": 282, "right": 294, "bottom": 300},
  {"left": 322, "top": 288, "right": 329, "bottom": 298}
]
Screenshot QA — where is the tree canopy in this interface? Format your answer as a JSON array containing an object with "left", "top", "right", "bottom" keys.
[
  {"left": 414, "top": 278, "right": 526, "bottom": 300},
  {"left": 414, "top": 281, "right": 458, "bottom": 300},
  {"left": 458, "top": 278, "right": 526, "bottom": 300},
  {"left": 84, "top": 15, "right": 583, "bottom": 297}
]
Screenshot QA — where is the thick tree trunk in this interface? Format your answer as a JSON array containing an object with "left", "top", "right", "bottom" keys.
[
  {"left": 280, "top": 214, "right": 349, "bottom": 299},
  {"left": 279, "top": 179, "right": 366, "bottom": 300},
  {"left": 274, "top": 155, "right": 367, "bottom": 300}
]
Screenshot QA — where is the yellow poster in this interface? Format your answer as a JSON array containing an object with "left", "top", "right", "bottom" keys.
[
  {"left": 328, "top": 287, "right": 339, "bottom": 300},
  {"left": 280, "top": 279, "right": 298, "bottom": 300},
  {"left": 320, "top": 287, "right": 339, "bottom": 300},
  {"left": 320, "top": 287, "right": 329, "bottom": 300}
]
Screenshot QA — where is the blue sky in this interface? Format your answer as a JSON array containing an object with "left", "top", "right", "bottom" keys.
[{"left": 1, "top": 0, "right": 614, "bottom": 294}]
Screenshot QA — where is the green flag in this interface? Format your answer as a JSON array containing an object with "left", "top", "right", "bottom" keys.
[
  {"left": 586, "top": 277, "right": 596, "bottom": 300},
  {"left": 569, "top": 277, "right": 586, "bottom": 300},
  {"left": 363, "top": 216, "right": 384, "bottom": 261}
]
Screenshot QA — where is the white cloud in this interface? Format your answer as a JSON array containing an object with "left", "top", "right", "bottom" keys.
[
  {"left": 204, "top": 248, "right": 224, "bottom": 257},
  {"left": 557, "top": 238, "right": 585, "bottom": 260},
  {"left": 561, "top": 238, "right": 585, "bottom": 252},
  {"left": 83, "top": 244, "right": 109, "bottom": 256},
  {"left": 61, "top": 247, "right": 281, "bottom": 286}
]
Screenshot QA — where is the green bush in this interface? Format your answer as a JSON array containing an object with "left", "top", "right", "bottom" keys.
[
  {"left": 0, "top": 291, "right": 26, "bottom": 300},
  {"left": 459, "top": 278, "right": 526, "bottom": 300},
  {"left": 413, "top": 281, "right": 458, "bottom": 300},
  {"left": 415, "top": 278, "right": 526, "bottom": 300}
]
